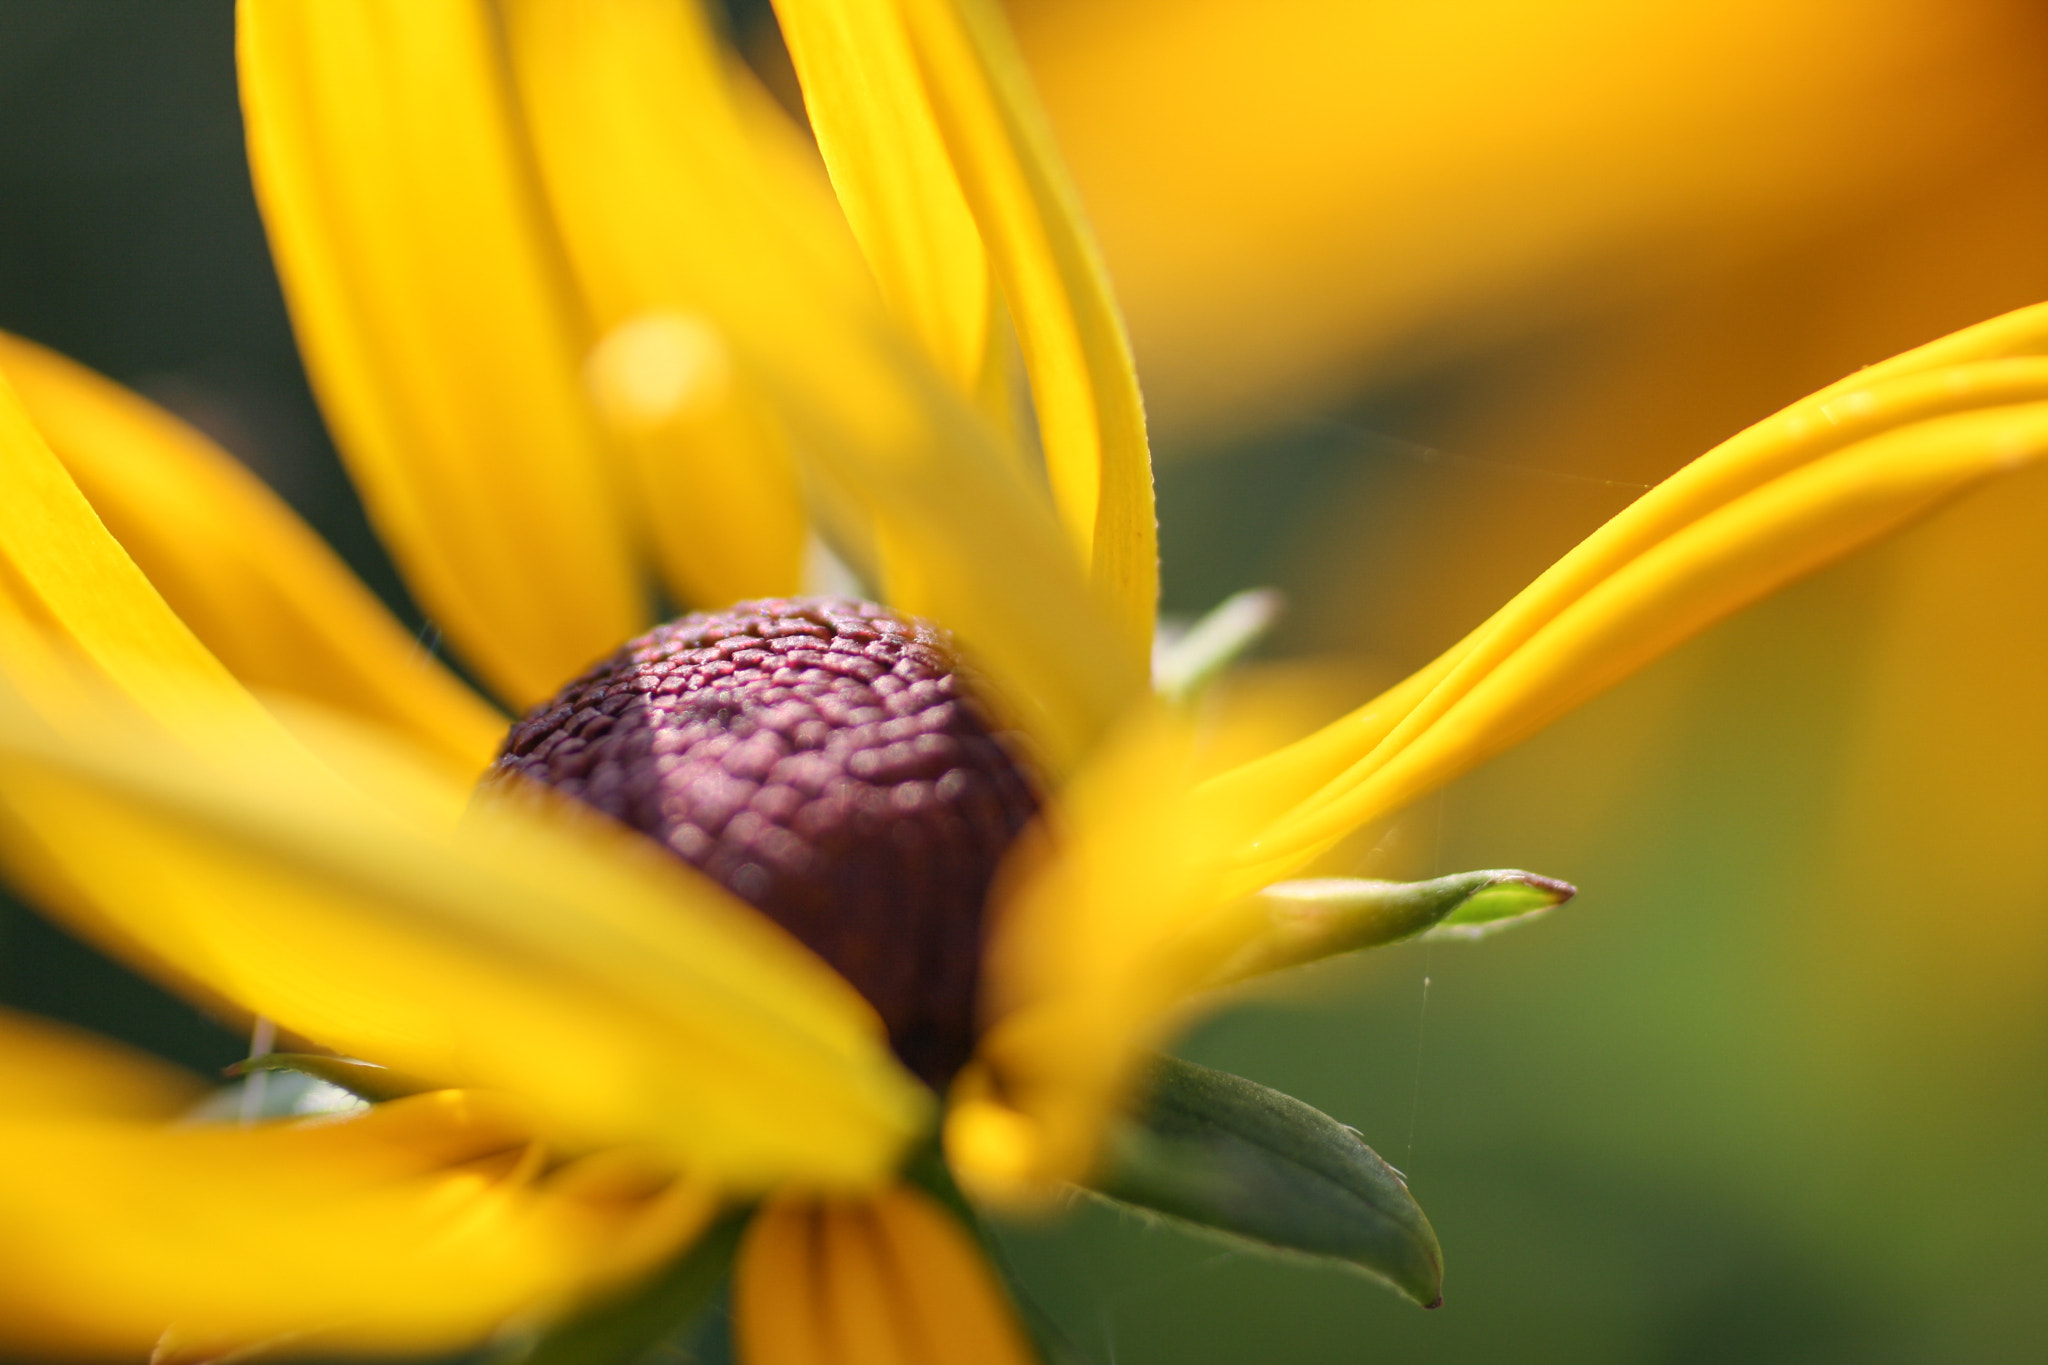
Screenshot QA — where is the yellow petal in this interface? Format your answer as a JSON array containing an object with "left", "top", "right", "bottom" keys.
[
  {"left": 867, "top": 1183, "right": 1037, "bottom": 1363},
  {"left": 1818, "top": 298, "right": 2048, "bottom": 386},
  {"left": 0, "top": 1091, "right": 704, "bottom": 1358},
  {"left": 1184, "top": 644, "right": 1483, "bottom": 844},
  {"left": 238, "top": 0, "right": 645, "bottom": 708},
  {"left": 1248, "top": 395, "right": 2048, "bottom": 873},
  {"left": 0, "top": 332, "right": 504, "bottom": 775},
  {"left": 1203, "top": 314, "right": 2048, "bottom": 871},
  {"left": 0, "top": 367, "right": 263, "bottom": 732},
  {"left": 734, "top": 1185, "right": 1033, "bottom": 1365},
  {"left": 818, "top": 1201, "right": 905, "bottom": 1363},
  {"left": 896, "top": 0, "right": 1155, "bottom": 651},
  {"left": 0, "top": 685, "right": 929, "bottom": 1189},
  {"left": 732, "top": 1200, "right": 831, "bottom": 1363},
  {"left": 0, "top": 1007, "right": 203, "bottom": 1121},
  {"left": 770, "top": 0, "right": 1163, "bottom": 654},
  {"left": 962, "top": 706, "right": 1273, "bottom": 1194},
  {"left": 0, "top": 367, "right": 371, "bottom": 992},
  {"left": 541, "top": 36, "right": 818, "bottom": 611},
  {"left": 501, "top": 0, "right": 1141, "bottom": 775},
  {"left": 772, "top": 0, "right": 1001, "bottom": 406},
  {"left": 583, "top": 310, "right": 808, "bottom": 610}
]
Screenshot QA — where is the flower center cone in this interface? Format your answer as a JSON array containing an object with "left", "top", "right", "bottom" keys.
[{"left": 489, "top": 597, "right": 1041, "bottom": 1086}]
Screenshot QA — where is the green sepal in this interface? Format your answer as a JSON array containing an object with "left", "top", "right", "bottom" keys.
[
  {"left": 490, "top": 1209, "right": 749, "bottom": 1365},
  {"left": 1219, "top": 868, "right": 1574, "bottom": 981},
  {"left": 224, "top": 1053, "right": 439, "bottom": 1103},
  {"left": 1427, "top": 871, "right": 1577, "bottom": 937},
  {"left": 1087, "top": 1055, "right": 1444, "bottom": 1308}
]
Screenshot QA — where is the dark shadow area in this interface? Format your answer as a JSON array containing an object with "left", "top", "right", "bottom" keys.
[{"left": 0, "top": 0, "right": 422, "bottom": 629}]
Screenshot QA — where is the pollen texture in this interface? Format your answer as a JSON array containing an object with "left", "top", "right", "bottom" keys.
[{"left": 489, "top": 598, "right": 1040, "bottom": 1086}]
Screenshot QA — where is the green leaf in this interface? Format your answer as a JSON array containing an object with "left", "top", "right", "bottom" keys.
[
  {"left": 1218, "top": 868, "right": 1574, "bottom": 980},
  {"left": 224, "top": 1052, "right": 438, "bottom": 1103},
  {"left": 491, "top": 1210, "right": 748, "bottom": 1365},
  {"left": 1087, "top": 1055, "right": 1444, "bottom": 1307}
]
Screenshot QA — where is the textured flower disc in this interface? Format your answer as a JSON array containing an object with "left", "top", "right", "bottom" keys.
[{"left": 488, "top": 598, "right": 1041, "bottom": 1086}]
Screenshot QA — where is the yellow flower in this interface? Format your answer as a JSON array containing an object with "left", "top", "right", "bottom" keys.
[{"left": 2, "top": 0, "right": 2047, "bottom": 1360}]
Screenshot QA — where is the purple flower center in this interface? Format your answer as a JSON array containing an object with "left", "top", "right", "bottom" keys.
[{"left": 487, "top": 598, "right": 1040, "bottom": 1086}]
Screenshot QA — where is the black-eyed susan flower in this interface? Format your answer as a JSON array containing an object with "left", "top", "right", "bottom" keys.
[{"left": 3, "top": 0, "right": 2048, "bottom": 1361}]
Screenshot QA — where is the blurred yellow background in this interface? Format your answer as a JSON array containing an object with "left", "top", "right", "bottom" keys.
[
  {"left": 999, "top": 0, "right": 2048, "bottom": 1359},
  {"left": 1020, "top": 0, "right": 2048, "bottom": 440}
]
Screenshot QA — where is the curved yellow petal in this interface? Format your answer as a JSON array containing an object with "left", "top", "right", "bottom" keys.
[
  {"left": 0, "top": 1091, "right": 703, "bottom": 1358},
  {"left": 734, "top": 1185, "right": 1033, "bottom": 1365},
  {"left": 1205, "top": 315, "right": 2048, "bottom": 867},
  {"left": 501, "top": 0, "right": 1141, "bottom": 774},
  {"left": 1815, "top": 298, "right": 2048, "bottom": 389},
  {"left": 732, "top": 1200, "right": 831, "bottom": 1363},
  {"left": 892, "top": 0, "right": 1158, "bottom": 656},
  {"left": 238, "top": 0, "right": 645, "bottom": 708},
  {"left": 0, "top": 368, "right": 262, "bottom": 733},
  {"left": 0, "top": 333, "right": 504, "bottom": 774},
  {"left": 1185, "top": 645, "right": 1483, "bottom": 841},
  {"left": 1247, "top": 396, "right": 2048, "bottom": 874},
  {"left": 772, "top": 0, "right": 1000, "bottom": 407},
  {"left": 0, "top": 686, "right": 929, "bottom": 1189},
  {"left": 0, "top": 370, "right": 334, "bottom": 993},
  {"left": 819, "top": 1200, "right": 905, "bottom": 1363},
  {"left": 583, "top": 311, "right": 808, "bottom": 611},
  {"left": 0, "top": 1007, "right": 204, "bottom": 1121},
  {"left": 534, "top": 36, "right": 818, "bottom": 611},
  {"left": 867, "top": 1183, "right": 1036, "bottom": 1363},
  {"left": 962, "top": 706, "right": 1273, "bottom": 1194},
  {"left": 775, "top": 0, "right": 1156, "bottom": 653}
]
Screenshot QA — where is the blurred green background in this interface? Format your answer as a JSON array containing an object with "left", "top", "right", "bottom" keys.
[{"left": 4, "top": 2, "right": 2048, "bottom": 1362}]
